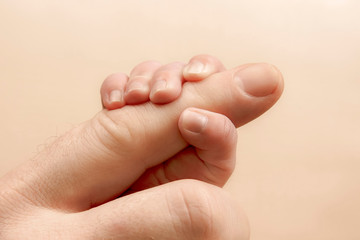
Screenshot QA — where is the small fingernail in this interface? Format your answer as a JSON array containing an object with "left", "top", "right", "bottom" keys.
[
  {"left": 184, "top": 61, "right": 206, "bottom": 74},
  {"left": 109, "top": 90, "right": 122, "bottom": 103},
  {"left": 182, "top": 109, "right": 208, "bottom": 133},
  {"left": 151, "top": 79, "right": 167, "bottom": 95},
  {"left": 126, "top": 81, "right": 146, "bottom": 94},
  {"left": 234, "top": 64, "right": 280, "bottom": 97}
]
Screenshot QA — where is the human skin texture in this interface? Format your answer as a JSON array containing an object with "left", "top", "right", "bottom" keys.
[{"left": 0, "top": 55, "right": 283, "bottom": 239}]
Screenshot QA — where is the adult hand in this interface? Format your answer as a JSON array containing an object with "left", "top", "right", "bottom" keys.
[{"left": 0, "top": 55, "right": 283, "bottom": 239}]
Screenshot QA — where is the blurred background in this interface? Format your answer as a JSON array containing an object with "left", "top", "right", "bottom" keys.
[{"left": 0, "top": 0, "right": 359, "bottom": 239}]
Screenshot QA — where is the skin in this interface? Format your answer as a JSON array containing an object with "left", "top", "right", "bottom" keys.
[{"left": 0, "top": 55, "right": 283, "bottom": 239}]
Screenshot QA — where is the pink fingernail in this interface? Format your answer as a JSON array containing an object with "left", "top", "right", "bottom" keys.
[
  {"left": 109, "top": 90, "right": 122, "bottom": 103},
  {"left": 182, "top": 109, "right": 208, "bottom": 133},
  {"left": 184, "top": 61, "right": 205, "bottom": 74},
  {"left": 234, "top": 64, "right": 280, "bottom": 97}
]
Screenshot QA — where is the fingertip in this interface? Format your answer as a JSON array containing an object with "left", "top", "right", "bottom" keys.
[
  {"left": 124, "top": 79, "right": 150, "bottom": 105},
  {"left": 100, "top": 73, "right": 128, "bottom": 110},
  {"left": 179, "top": 108, "right": 237, "bottom": 154},
  {"left": 125, "top": 60, "right": 162, "bottom": 105},
  {"left": 106, "top": 90, "right": 126, "bottom": 110},
  {"left": 149, "top": 62, "right": 184, "bottom": 104},
  {"left": 234, "top": 63, "right": 284, "bottom": 98},
  {"left": 183, "top": 54, "right": 226, "bottom": 81},
  {"left": 180, "top": 108, "right": 209, "bottom": 134},
  {"left": 149, "top": 83, "right": 182, "bottom": 104}
]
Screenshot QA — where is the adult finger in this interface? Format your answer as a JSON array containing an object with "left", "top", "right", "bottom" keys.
[
  {"left": 7, "top": 63, "right": 283, "bottom": 211},
  {"left": 77, "top": 180, "right": 250, "bottom": 240}
]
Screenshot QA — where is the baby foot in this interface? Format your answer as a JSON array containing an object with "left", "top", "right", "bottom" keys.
[{"left": 100, "top": 54, "right": 226, "bottom": 109}]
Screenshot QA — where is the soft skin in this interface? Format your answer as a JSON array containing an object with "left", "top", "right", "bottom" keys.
[{"left": 0, "top": 55, "right": 283, "bottom": 239}]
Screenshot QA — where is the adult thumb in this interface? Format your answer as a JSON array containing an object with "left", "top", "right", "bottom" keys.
[{"left": 76, "top": 180, "right": 250, "bottom": 240}]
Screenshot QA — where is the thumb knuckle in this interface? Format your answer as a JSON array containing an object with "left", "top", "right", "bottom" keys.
[{"left": 166, "top": 180, "right": 232, "bottom": 240}]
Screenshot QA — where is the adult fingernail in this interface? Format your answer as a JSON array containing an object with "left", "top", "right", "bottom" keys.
[
  {"left": 109, "top": 90, "right": 122, "bottom": 103},
  {"left": 184, "top": 61, "right": 206, "bottom": 74},
  {"left": 235, "top": 63, "right": 280, "bottom": 97},
  {"left": 182, "top": 109, "right": 208, "bottom": 133}
]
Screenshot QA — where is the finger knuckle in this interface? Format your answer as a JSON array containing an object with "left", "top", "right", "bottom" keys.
[
  {"left": 167, "top": 180, "right": 226, "bottom": 240},
  {"left": 219, "top": 116, "right": 237, "bottom": 144},
  {"left": 92, "top": 110, "right": 146, "bottom": 155}
]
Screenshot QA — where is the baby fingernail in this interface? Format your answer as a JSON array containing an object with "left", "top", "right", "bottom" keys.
[
  {"left": 151, "top": 79, "right": 167, "bottom": 96},
  {"left": 184, "top": 61, "right": 206, "bottom": 74},
  {"left": 109, "top": 90, "right": 122, "bottom": 103},
  {"left": 182, "top": 109, "right": 208, "bottom": 133},
  {"left": 235, "top": 63, "right": 280, "bottom": 97},
  {"left": 126, "top": 81, "right": 146, "bottom": 94}
]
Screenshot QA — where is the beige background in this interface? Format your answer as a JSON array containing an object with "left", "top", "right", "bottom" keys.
[{"left": 1, "top": 0, "right": 359, "bottom": 239}]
